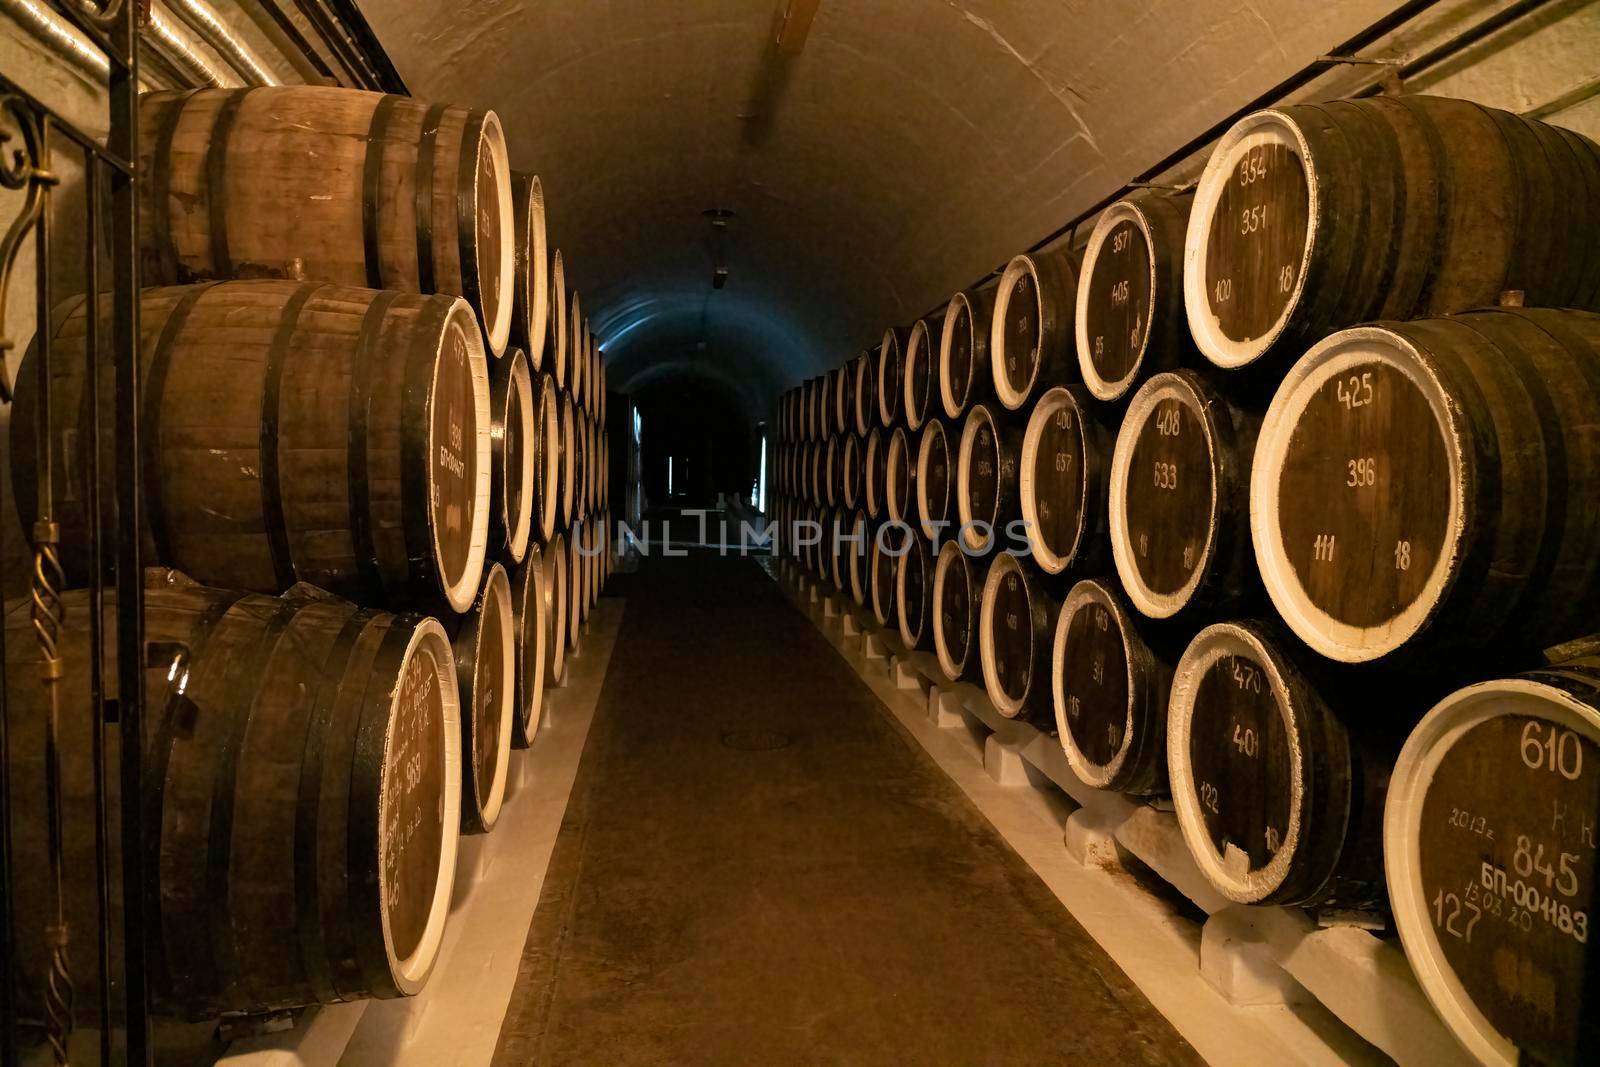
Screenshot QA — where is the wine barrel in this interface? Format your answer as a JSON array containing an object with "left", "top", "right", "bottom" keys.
[
  {"left": 885, "top": 426, "right": 917, "bottom": 526},
  {"left": 825, "top": 433, "right": 844, "bottom": 508},
  {"left": 566, "top": 520, "right": 585, "bottom": 653},
  {"left": 955, "top": 403, "right": 1021, "bottom": 553},
  {"left": 846, "top": 510, "right": 871, "bottom": 608},
  {"left": 833, "top": 362, "right": 854, "bottom": 437},
  {"left": 138, "top": 86, "right": 515, "bottom": 356},
  {"left": 511, "top": 172, "right": 548, "bottom": 367},
  {"left": 1111, "top": 370, "right": 1259, "bottom": 620},
  {"left": 916, "top": 417, "right": 952, "bottom": 543},
  {"left": 544, "top": 531, "right": 569, "bottom": 685},
  {"left": 1018, "top": 385, "right": 1113, "bottom": 575},
  {"left": 864, "top": 426, "right": 887, "bottom": 520},
  {"left": 587, "top": 414, "right": 601, "bottom": 516},
  {"left": 559, "top": 389, "right": 577, "bottom": 527},
  {"left": 933, "top": 539, "right": 987, "bottom": 683},
  {"left": 549, "top": 250, "right": 568, "bottom": 388},
  {"left": 870, "top": 521, "right": 907, "bottom": 629},
  {"left": 1052, "top": 578, "right": 1170, "bottom": 795},
  {"left": 509, "top": 544, "right": 547, "bottom": 748},
  {"left": 940, "top": 286, "right": 996, "bottom": 420},
  {"left": 842, "top": 432, "right": 863, "bottom": 510},
  {"left": 1184, "top": 95, "right": 1600, "bottom": 370},
  {"left": 818, "top": 369, "right": 836, "bottom": 447},
  {"left": 569, "top": 294, "right": 585, "bottom": 407},
  {"left": 1251, "top": 309, "right": 1600, "bottom": 663},
  {"left": 1385, "top": 654, "right": 1600, "bottom": 1067},
  {"left": 828, "top": 508, "right": 851, "bottom": 593},
  {"left": 1167, "top": 620, "right": 1387, "bottom": 908},
  {"left": 990, "top": 249, "right": 1081, "bottom": 411},
  {"left": 1075, "top": 192, "right": 1193, "bottom": 400},
  {"left": 6, "top": 572, "right": 460, "bottom": 1017},
  {"left": 897, "top": 531, "right": 935, "bottom": 652},
  {"left": 978, "top": 552, "right": 1056, "bottom": 721},
  {"left": 853, "top": 349, "right": 878, "bottom": 437},
  {"left": 490, "top": 348, "right": 535, "bottom": 563},
  {"left": 450, "top": 562, "right": 514, "bottom": 834},
  {"left": 808, "top": 440, "right": 826, "bottom": 507},
  {"left": 903, "top": 317, "right": 937, "bottom": 432},
  {"left": 11, "top": 281, "right": 491, "bottom": 613},
  {"left": 878, "top": 327, "right": 906, "bottom": 427},
  {"left": 535, "top": 372, "right": 561, "bottom": 544}
]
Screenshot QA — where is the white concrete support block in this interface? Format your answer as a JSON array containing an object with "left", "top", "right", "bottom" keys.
[
  {"left": 890, "top": 655, "right": 922, "bottom": 691},
  {"left": 983, "top": 734, "right": 1030, "bottom": 786},
  {"left": 450, "top": 831, "right": 493, "bottom": 911},
  {"left": 1200, "top": 907, "right": 1312, "bottom": 1008},
  {"left": 862, "top": 630, "right": 888, "bottom": 660},
  {"left": 922, "top": 682, "right": 946, "bottom": 725},
  {"left": 841, "top": 612, "right": 863, "bottom": 638},
  {"left": 929, "top": 687, "right": 966, "bottom": 729},
  {"left": 1063, "top": 807, "right": 1121, "bottom": 869},
  {"left": 822, "top": 595, "right": 842, "bottom": 619}
]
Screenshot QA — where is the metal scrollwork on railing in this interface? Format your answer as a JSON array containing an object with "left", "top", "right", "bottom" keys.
[{"left": 0, "top": 92, "right": 58, "bottom": 403}]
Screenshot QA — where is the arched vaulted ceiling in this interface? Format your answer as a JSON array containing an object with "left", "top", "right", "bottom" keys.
[{"left": 362, "top": 0, "right": 1403, "bottom": 414}]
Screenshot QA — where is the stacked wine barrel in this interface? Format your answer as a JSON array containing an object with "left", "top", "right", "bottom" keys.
[
  {"left": 9, "top": 84, "right": 619, "bottom": 1023},
  {"left": 775, "top": 94, "right": 1600, "bottom": 1065}
]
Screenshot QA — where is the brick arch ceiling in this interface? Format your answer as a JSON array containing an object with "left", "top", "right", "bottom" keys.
[{"left": 362, "top": 0, "right": 1394, "bottom": 412}]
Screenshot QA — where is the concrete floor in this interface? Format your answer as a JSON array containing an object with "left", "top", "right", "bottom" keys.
[{"left": 493, "top": 553, "right": 1202, "bottom": 1066}]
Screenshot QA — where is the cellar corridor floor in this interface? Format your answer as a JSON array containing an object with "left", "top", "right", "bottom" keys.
[{"left": 492, "top": 552, "right": 1202, "bottom": 1066}]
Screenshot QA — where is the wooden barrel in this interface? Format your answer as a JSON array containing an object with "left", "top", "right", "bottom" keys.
[
  {"left": 1184, "top": 96, "right": 1600, "bottom": 371},
  {"left": 915, "top": 417, "right": 952, "bottom": 543},
  {"left": 1052, "top": 578, "right": 1170, "bottom": 795},
  {"left": 878, "top": 327, "right": 906, "bottom": 427},
  {"left": 1111, "top": 370, "right": 1259, "bottom": 620},
  {"left": 897, "top": 531, "right": 935, "bottom": 652},
  {"left": 933, "top": 539, "right": 987, "bottom": 683},
  {"left": 832, "top": 363, "right": 854, "bottom": 436},
  {"left": 870, "top": 521, "right": 906, "bottom": 629},
  {"left": 1167, "top": 620, "right": 1387, "bottom": 908},
  {"left": 852, "top": 349, "right": 878, "bottom": 437},
  {"left": 138, "top": 86, "right": 516, "bottom": 356},
  {"left": 842, "top": 432, "right": 863, "bottom": 510},
  {"left": 825, "top": 433, "right": 844, "bottom": 508},
  {"left": 940, "top": 286, "right": 996, "bottom": 420},
  {"left": 549, "top": 250, "right": 568, "bottom": 388},
  {"left": 1018, "top": 385, "right": 1112, "bottom": 575},
  {"left": 808, "top": 440, "right": 826, "bottom": 507},
  {"left": 846, "top": 510, "right": 871, "bottom": 608},
  {"left": 587, "top": 414, "right": 601, "bottom": 516},
  {"left": 1251, "top": 309, "right": 1600, "bottom": 663},
  {"left": 491, "top": 348, "right": 535, "bottom": 563},
  {"left": 1075, "top": 192, "right": 1193, "bottom": 400},
  {"left": 828, "top": 508, "right": 851, "bottom": 593},
  {"left": 978, "top": 552, "right": 1056, "bottom": 721},
  {"left": 1385, "top": 653, "right": 1600, "bottom": 1067},
  {"left": 450, "top": 562, "right": 514, "bottom": 834},
  {"left": 955, "top": 403, "right": 1021, "bottom": 552},
  {"left": 817, "top": 369, "right": 836, "bottom": 447},
  {"left": 569, "top": 294, "right": 585, "bottom": 407},
  {"left": 903, "top": 317, "right": 937, "bottom": 432},
  {"left": 558, "top": 389, "right": 577, "bottom": 527},
  {"left": 577, "top": 519, "right": 597, "bottom": 622},
  {"left": 885, "top": 426, "right": 918, "bottom": 526},
  {"left": 544, "top": 531, "right": 569, "bottom": 685},
  {"left": 990, "top": 249, "right": 1081, "bottom": 411},
  {"left": 535, "top": 372, "right": 561, "bottom": 544},
  {"left": 566, "top": 521, "right": 585, "bottom": 653},
  {"left": 12, "top": 281, "right": 491, "bottom": 613},
  {"left": 511, "top": 172, "right": 548, "bottom": 367},
  {"left": 6, "top": 572, "right": 460, "bottom": 1017},
  {"left": 509, "top": 544, "right": 547, "bottom": 748},
  {"left": 864, "top": 426, "right": 887, "bottom": 519}
]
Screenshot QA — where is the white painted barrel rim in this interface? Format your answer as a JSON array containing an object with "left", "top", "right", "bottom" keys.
[
  {"left": 978, "top": 552, "right": 1028, "bottom": 718},
  {"left": 1250, "top": 328, "right": 1464, "bottom": 662},
  {"left": 870, "top": 536, "right": 896, "bottom": 627},
  {"left": 1052, "top": 579, "right": 1134, "bottom": 788},
  {"left": 1076, "top": 198, "right": 1159, "bottom": 401},
  {"left": 550, "top": 250, "right": 568, "bottom": 386},
  {"left": 916, "top": 419, "right": 947, "bottom": 542},
  {"left": 477, "top": 110, "right": 516, "bottom": 358},
  {"left": 834, "top": 365, "right": 852, "bottom": 435},
  {"left": 956, "top": 405, "right": 997, "bottom": 551},
  {"left": 886, "top": 426, "right": 912, "bottom": 525},
  {"left": 477, "top": 563, "right": 516, "bottom": 830},
  {"left": 1384, "top": 681, "right": 1600, "bottom": 1067},
  {"left": 569, "top": 292, "right": 584, "bottom": 397},
  {"left": 853, "top": 355, "right": 875, "bottom": 437},
  {"left": 434, "top": 299, "right": 494, "bottom": 614},
  {"left": 1183, "top": 109, "right": 1317, "bottom": 369},
  {"left": 1018, "top": 385, "right": 1081, "bottom": 575},
  {"left": 545, "top": 533, "right": 568, "bottom": 680},
  {"left": 931, "top": 539, "right": 968, "bottom": 680},
  {"left": 878, "top": 329, "right": 901, "bottom": 427},
  {"left": 522, "top": 543, "right": 547, "bottom": 743},
  {"left": 561, "top": 392, "right": 577, "bottom": 525},
  {"left": 537, "top": 375, "right": 561, "bottom": 543},
  {"left": 990, "top": 254, "right": 1040, "bottom": 411},
  {"left": 524, "top": 175, "right": 548, "bottom": 371},
  {"left": 864, "top": 428, "right": 884, "bottom": 517},
  {"left": 895, "top": 531, "right": 922, "bottom": 647},
  {"left": 380, "top": 616, "right": 461, "bottom": 994},
  {"left": 1167, "top": 623, "right": 1306, "bottom": 903},
  {"left": 505, "top": 351, "right": 536, "bottom": 562},
  {"left": 842, "top": 435, "right": 861, "bottom": 509},
  {"left": 825, "top": 436, "right": 841, "bottom": 507},
  {"left": 849, "top": 512, "right": 870, "bottom": 607},
  {"left": 1109, "top": 372, "right": 1219, "bottom": 619},
  {"left": 938, "top": 290, "right": 973, "bottom": 420},
  {"left": 904, "top": 319, "right": 933, "bottom": 431}
]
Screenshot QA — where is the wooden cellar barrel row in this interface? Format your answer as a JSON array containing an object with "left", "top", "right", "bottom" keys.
[
  {"left": 138, "top": 86, "right": 516, "bottom": 358},
  {"left": 955, "top": 403, "right": 1021, "bottom": 552},
  {"left": 897, "top": 531, "right": 934, "bottom": 652},
  {"left": 932, "top": 539, "right": 987, "bottom": 684},
  {"left": 511, "top": 172, "right": 549, "bottom": 366},
  {"left": 915, "top": 417, "right": 952, "bottom": 543},
  {"left": 940, "top": 286, "right": 995, "bottom": 421},
  {"left": 978, "top": 552, "right": 1057, "bottom": 722},
  {"left": 990, "top": 250, "right": 1080, "bottom": 412},
  {"left": 491, "top": 348, "right": 536, "bottom": 564},
  {"left": 1018, "top": 384, "right": 1112, "bottom": 576},
  {"left": 12, "top": 281, "right": 493, "bottom": 614},
  {"left": 449, "top": 563, "right": 515, "bottom": 835},
  {"left": 902, "top": 317, "right": 937, "bottom": 431}
]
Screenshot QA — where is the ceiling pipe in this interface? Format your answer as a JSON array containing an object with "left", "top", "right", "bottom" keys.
[
  {"left": 163, "top": 0, "right": 284, "bottom": 85},
  {"left": 145, "top": 0, "right": 244, "bottom": 88},
  {"left": 0, "top": 0, "right": 112, "bottom": 80}
]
